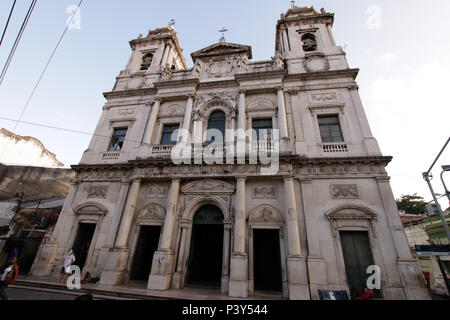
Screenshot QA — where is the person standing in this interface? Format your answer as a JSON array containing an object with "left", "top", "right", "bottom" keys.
[
  {"left": 8, "top": 248, "right": 18, "bottom": 263},
  {"left": 58, "top": 249, "right": 75, "bottom": 283},
  {"left": 0, "top": 257, "right": 19, "bottom": 300}
]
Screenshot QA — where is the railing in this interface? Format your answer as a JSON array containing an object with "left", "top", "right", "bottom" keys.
[
  {"left": 322, "top": 143, "right": 348, "bottom": 153},
  {"left": 150, "top": 145, "right": 174, "bottom": 156},
  {"left": 251, "top": 140, "right": 274, "bottom": 152},
  {"left": 102, "top": 151, "right": 120, "bottom": 160}
]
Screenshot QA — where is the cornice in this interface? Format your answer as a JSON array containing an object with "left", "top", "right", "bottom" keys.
[
  {"left": 285, "top": 68, "right": 359, "bottom": 81},
  {"left": 103, "top": 88, "right": 157, "bottom": 100}
]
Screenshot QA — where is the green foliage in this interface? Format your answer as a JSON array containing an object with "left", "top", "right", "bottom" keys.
[{"left": 396, "top": 193, "right": 427, "bottom": 215}]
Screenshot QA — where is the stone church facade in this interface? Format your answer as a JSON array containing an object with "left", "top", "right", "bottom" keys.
[{"left": 31, "top": 6, "right": 429, "bottom": 299}]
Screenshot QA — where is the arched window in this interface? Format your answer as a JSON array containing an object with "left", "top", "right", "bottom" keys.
[
  {"left": 206, "top": 111, "right": 226, "bottom": 143},
  {"left": 140, "top": 53, "right": 153, "bottom": 70},
  {"left": 301, "top": 33, "right": 317, "bottom": 52}
]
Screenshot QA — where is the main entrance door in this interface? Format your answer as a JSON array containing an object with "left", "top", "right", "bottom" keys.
[
  {"left": 340, "top": 231, "right": 380, "bottom": 298},
  {"left": 253, "top": 229, "right": 282, "bottom": 292},
  {"left": 72, "top": 223, "right": 96, "bottom": 272},
  {"left": 186, "top": 205, "right": 224, "bottom": 287},
  {"left": 130, "top": 225, "right": 161, "bottom": 281}
]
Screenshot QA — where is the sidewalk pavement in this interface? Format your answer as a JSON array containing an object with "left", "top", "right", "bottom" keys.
[{"left": 12, "top": 275, "right": 283, "bottom": 300}]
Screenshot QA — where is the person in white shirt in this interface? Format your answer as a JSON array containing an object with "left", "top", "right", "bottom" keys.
[{"left": 58, "top": 249, "right": 76, "bottom": 283}]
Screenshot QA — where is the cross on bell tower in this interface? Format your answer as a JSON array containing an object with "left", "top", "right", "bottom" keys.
[
  {"left": 219, "top": 27, "right": 228, "bottom": 42},
  {"left": 290, "top": 1, "right": 295, "bottom": 8}
]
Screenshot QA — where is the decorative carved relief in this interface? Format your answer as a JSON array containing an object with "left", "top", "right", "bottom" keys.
[
  {"left": 159, "top": 104, "right": 185, "bottom": 117},
  {"left": 310, "top": 92, "right": 337, "bottom": 103},
  {"left": 247, "top": 98, "right": 277, "bottom": 111},
  {"left": 252, "top": 185, "right": 277, "bottom": 199},
  {"left": 147, "top": 185, "right": 169, "bottom": 199},
  {"left": 117, "top": 108, "right": 136, "bottom": 117},
  {"left": 138, "top": 204, "right": 166, "bottom": 220},
  {"left": 182, "top": 179, "right": 235, "bottom": 194},
  {"left": 87, "top": 186, "right": 109, "bottom": 198},
  {"left": 248, "top": 205, "right": 283, "bottom": 224},
  {"left": 331, "top": 184, "right": 359, "bottom": 199}
]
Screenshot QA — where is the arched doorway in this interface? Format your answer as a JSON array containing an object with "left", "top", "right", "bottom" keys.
[{"left": 186, "top": 204, "right": 224, "bottom": 287}]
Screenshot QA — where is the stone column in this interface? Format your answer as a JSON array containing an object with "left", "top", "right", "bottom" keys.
[
  {"left": 100, "top": 178, "right": 141, "bottom": 286},
  {"left": 237, "top": 90, "right": 246, "bottom": 132},
  {"left": 277, "top": 87, "right": 289, "bottom": 139},
  {"left": 171, "top": 219, "right": 190, "bottom": 289},
  {"left": 236, "top": 90, "right": 247, "bottom": 161},
  {"left": 180, "top": 95, "right": 194, "bottom": 143},
  {"left": 148, "top": 178, "right": 180, "bottom": 290},
  {"left": 31, "top": 179, "right": 80, "bottom": 276},
  {"left": 221, "top": 222, "right": 232, "bottom": 293},
  {"left": 284, "top": 177, "right": 301, "bottom": 256},
  {"left": 299, "top": 178, "right": 325, "bottom": 300},
  {"left": 229, "top": 177, "right": 248, "bottom": 297},
  {"left": 104, "top": 180, "right": 131, "bottom": 248},
  {"left": 142, "top": 98, "right": 161, "bottom": 145},
  {"left": 284, "top": 177, "right": 309, "bottom": 300}
]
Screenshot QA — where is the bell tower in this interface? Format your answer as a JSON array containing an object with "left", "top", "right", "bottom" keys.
[
  {"left": 113, "top": 26, "right": 187, "bottom": 91},
  {"left": 275, "top": 6, "right": 349, "bottom": 73}
]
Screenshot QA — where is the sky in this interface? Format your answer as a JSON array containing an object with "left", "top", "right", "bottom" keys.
[{"left": 0, "top": 0, "right": 449, "bottom": 207}]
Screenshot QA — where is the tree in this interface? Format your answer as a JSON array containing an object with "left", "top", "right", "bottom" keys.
[{"left": 396, "top": 194, "right": 427, "bottom": 215}]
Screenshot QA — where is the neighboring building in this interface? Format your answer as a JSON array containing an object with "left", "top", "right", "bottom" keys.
[
  {"left": 0, "top": 165, "right": 74, "bottom": 274},
  {"left": 0, "top": 164, "right": 75, "bottom": 201},
  {"left": 0, "top": 128, "right": 64, "bottom": 168},
  {"left": 31, "top": 6, "right": 429, "bottom": 299},
  {"left": 400, "top": 213, "right": 449, "bottom": 296}
]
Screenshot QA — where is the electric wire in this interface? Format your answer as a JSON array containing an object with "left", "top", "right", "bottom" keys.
[
  {"left": 0, "top": 0, "right": 17, "bottom": 49},
  {"left": 11, "top": 0, "right": 83, "bottom": 133},
  {"left": 0, "top": 0, "right": 37, "bottom": 87}
]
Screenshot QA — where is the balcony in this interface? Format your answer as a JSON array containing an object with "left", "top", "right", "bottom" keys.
[
  {"left": 102, "top": 151, "right": 121, "bottom": 160},
  {"left": 322, "top": 143, "right": 348, "bottom": 153}
]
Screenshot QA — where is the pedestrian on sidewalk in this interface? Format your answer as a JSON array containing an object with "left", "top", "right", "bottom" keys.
[
  {"left": 8, "top": 248, "right": 18, "bottom": 263},
  {"left": 0, "top": 257, "right": 19, "bottom": 300},
  {"left": 58, "top": 249, "right": 75, "bottom": 284}
]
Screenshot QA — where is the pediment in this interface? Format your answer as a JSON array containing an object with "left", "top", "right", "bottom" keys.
[
  {"left": 73, "top": 202, "right": 108, "bottom": 215},
  {"left": 191, "top": 41, "right": 252, "bottom": 62},
  {"left": 326, "top": 205, "right": 377, "bottom": 221},
  {"left": 182, "top": 179, "right": 235, "bottom": 195}
]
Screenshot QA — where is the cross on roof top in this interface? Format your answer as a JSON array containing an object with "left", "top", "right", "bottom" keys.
[
  {"left": 290, "top": 0, "right": 295, "bottom": 8},
  {"left": 219, "top": 27, "right": 228, "bottom": 37}
]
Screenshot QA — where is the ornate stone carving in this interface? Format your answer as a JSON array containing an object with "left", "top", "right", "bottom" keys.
[
  {"left": 139, "top": 204, "right": 166, "bottom": 220},
  {"left": 159, "top": 104, "right": 185, "bottom": 117},
  {"left": 331, "top": 184, "right": 359, "bottom": 199},
  {"left": 182, "top": 179, "right": 235, "bottom": 194},
  {"left": 117, "top": 108, "right": 136, "bottom": 117},
  {"left": 310, "top": 92, "right": 337, "bottom": 102},
  {"left": 147, "top": 185, "right": 169, "bottom": 199},
  {"left": 87, "top": 186, "right": 109, "bottom": 198},
  {"left": 252, "top": 185, "right": 277, "bottom": 199},
  {"left": 304, "top": 54, "right": 329, "bottom": 72},
  {"left": 272, "top": 51, "right": 284, "bottom": 69},
  {"left": 248, "top": 205, "right": 283, "bottom": 224},
  {"left": 161, "top": 63, "right": 173, "bottom": 80},
  {"left": 247, "top": 98, "right": 277, "bottom": 111}
]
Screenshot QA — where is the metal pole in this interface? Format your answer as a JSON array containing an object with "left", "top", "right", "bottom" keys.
[
  {"left": 441, "top": 170, "right": 450, "bottom": 204},
  {"left": 423, "top": 174, "right": 450, "bottom": 241}
]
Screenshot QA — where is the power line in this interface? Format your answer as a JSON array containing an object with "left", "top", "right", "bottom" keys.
[
  {"left": 11, "top": 0, "right": 83, "bottom": 133},
  {"left": 0, "top": 0, "right": 17, "bottom": 49},
  {"left": 0, "top": 0, "right": 83, "bottom": 161},
  {"left": 0, "top": 116, "right": 143, "bottom": 146},
  {"left": 0, "top": 0, "right": 37, "bottom": 87}
]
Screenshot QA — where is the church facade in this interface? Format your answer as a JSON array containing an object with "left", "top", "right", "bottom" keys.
[{"left": 31, "top": 6, "right": 430, "bottom": 300}]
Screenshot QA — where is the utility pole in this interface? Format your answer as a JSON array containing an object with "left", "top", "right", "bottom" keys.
[{"left": 422, "top": 137, "right": 450, "bottom": 241}]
